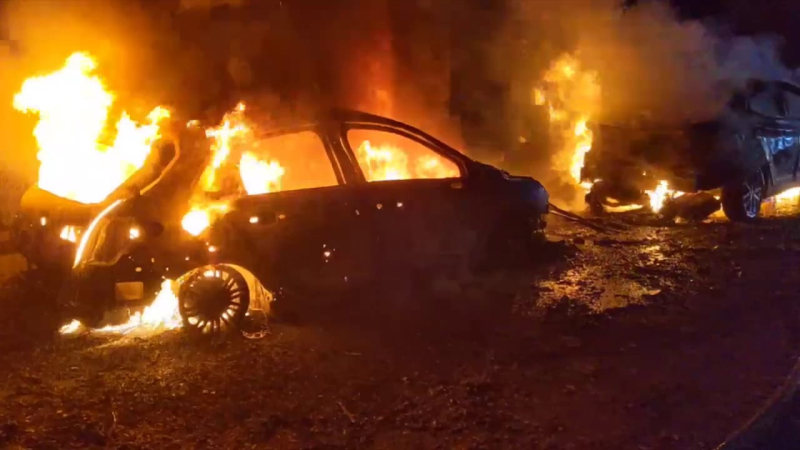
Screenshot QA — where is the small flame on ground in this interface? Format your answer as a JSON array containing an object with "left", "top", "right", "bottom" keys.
[
  {"left": 645, "top": 180, "right": 685, "bottom": 212},
  {"left": 606, "top": 204, "right": 644, "bottom": 213},
  {"left": 60, "top": 280, "right": 181, "bottom": 335},
  {"left": 59, "top": 319, "right": 81, "bottom": 334}
]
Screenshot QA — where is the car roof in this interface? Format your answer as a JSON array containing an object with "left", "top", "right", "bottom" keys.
[{"left": 253, "top": 108, "right": 472, "bottom": 163}]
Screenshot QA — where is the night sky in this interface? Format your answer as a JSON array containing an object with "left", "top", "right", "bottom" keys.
[{"left": 669, "top": 0, "right": 800, "bottom": 66}]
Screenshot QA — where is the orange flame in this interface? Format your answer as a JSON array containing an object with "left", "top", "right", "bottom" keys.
[
  {"left": 240, "top": 152, "right": 285, "bottom": 195},
  {"left": 181, "top": 103, "right": 289, "bottom": 236},
  {"left": 355, "top": 140, "right": 457, "bottom": 182},
  {"left": 14, "top": 52, "right": 169, "bottom": 204},
  {"left": 536, "top": 54, "right": 601, "bottom": 204},
  {"left": 357, "top": 140, "right": 411, "bottom": 181},
  {"left": 645, "top": 180, "right": 685, "bottom": 212},
  {"left": 60, "top": 279, "right": 181, "bottom": 335}
]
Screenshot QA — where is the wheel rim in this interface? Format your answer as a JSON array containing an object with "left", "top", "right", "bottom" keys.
[
  {"left": 741, "top": 173, "right": 763, "bottom": 218},
  {"left": 179, "top": 266, "right": 250, "bottom": 336}
]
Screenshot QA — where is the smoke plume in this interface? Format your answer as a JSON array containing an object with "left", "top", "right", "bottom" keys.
[
  {"left": 493, "top": 0, "right": 795, "bottom": 207},
  {"left": 0, "top": 0, "right": 797, "bottom": 215}
]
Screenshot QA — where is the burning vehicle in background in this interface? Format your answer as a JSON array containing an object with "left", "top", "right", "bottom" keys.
[
  {"left": 17, "top": 108, "right": 550, "bottom": 334},
  {"left": 583, "top": 80, "right": 800, "bottom": 221}
]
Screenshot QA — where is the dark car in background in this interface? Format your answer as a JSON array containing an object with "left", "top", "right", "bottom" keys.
[
  {"left": 20, "top": 110, "right": 549, "bottom": 333},
  {"left": 583, "top": 80, "right": 800, "bottom": 221}
]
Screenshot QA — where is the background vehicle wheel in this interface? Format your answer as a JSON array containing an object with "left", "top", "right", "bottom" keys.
[
  {"left": 178, "top": 266, "right": 250, "bottom": 337},
  {"left": 722, "top": 170, "right": 765, "bottom": 221}
]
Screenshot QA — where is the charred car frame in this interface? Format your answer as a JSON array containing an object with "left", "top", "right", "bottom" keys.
[{"left": 17, "top": 110, "right": 549, "bottom": 333}]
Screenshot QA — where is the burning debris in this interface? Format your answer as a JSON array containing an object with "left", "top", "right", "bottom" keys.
[
  {"left": 644, "top": 181, "right": 685, "bottom": 214},
  {"left": 59, "top": 279, "right": 180, "bottom": 335}
]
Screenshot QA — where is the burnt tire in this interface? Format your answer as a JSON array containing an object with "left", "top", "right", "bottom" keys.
[
  {"left": 178, "top": 265, "right": 250, "bottom": 337},
  {"left": 722, "top": 170, "right": 765, "bottom": 222}
]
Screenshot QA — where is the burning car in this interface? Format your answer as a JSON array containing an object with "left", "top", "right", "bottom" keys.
[
  {"left": 583, "top": 80, "right": 800, "bottom": 221},
  {"left": 18, "top": 109, "right": 549, "bottom": 334}
]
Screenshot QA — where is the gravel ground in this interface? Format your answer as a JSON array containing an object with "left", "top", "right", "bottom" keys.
[{"left": 1, "top": 206, "right": 800, "bottom": 449}]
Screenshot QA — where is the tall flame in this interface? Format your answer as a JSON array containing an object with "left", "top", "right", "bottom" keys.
[
  {"left": 14, "top": 52, "right": 169, "bottom": 204},
  {"left": 535, "top": 54, "right": 601, "bottom": 206}
]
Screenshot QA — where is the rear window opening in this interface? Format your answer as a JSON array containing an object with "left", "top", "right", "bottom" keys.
[{"left": 347, "top": 129, "right": 460, "bottom": 182}]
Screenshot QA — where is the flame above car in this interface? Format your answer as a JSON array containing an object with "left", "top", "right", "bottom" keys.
[{"left": 14, "top": 52, "right": 170, "bottom": 204}]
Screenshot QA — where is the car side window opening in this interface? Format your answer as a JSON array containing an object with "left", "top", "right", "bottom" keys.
[
  {"left": 202, "top": 130, "right": 339, "bottom": 198},
  {"left": 347, "top": 129, "right": 461, "bottom": 182},
  {"left": 749, "top": 87, "right": 781, "bottom": 117},
  {"left": 240, "top": 131, "right": 338, "bottom": 193},
  {"left": 785, "top": 91, "right": 800, "bottom": 119}
]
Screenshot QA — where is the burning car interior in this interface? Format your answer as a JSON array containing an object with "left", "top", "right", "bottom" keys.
[{"left": 9, "top": 53, "right": 550, "bottom": 336}]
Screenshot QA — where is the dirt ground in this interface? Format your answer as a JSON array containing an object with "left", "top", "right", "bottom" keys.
[{"left": 1, "top": 203, "right": 800, "bottom": 449}]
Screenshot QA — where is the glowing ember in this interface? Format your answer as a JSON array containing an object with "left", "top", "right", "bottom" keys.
[
  {"left": 606, "top": 204, "right": 645, "bottom": 213},
  {"left": 181, "top": 204, "right": 229, "bottom": 237},
  {"left": 14, "top": 52, "right": 169, "bottom": 204},
  {"left": 59, "top": 319, "right": 81, "bottom": 334},
  {"left": 645, "top": 180, "right": 685, "bottom": 212},
  {"left": 60, "top": 280, "right": 181, "bottom": 335}
]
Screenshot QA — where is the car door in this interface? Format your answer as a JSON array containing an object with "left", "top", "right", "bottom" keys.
[
  {"left": 341, "top": 124, "right": 484, "bottom": 278},
  {"left": 214, "top": 128, "right": 368, "bottom": 293}
]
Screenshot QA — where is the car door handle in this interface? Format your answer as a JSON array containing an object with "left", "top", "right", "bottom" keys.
[{"left": 250, "top": 210, "right": 278, "bottom": 225}]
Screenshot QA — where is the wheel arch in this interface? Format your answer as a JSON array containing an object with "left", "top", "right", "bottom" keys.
[{"left": 176, "top": 262, "right": 274, "bottom": 314}]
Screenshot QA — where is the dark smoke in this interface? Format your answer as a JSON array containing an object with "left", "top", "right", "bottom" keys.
[{"left": 0, "top": 0, "right": 797, "bottom": 214}]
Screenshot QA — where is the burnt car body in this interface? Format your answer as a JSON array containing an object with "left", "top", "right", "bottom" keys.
[
  {"left": 25, "top": 110, "right": 548, "bottom": 332},
  {"left": 583, "top": 80, "right": 800, "bottom": 220}
]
